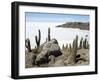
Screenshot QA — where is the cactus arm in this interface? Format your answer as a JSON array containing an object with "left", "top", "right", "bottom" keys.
[
  {"left": 35, "top": 29, "right": 41, "bottom": 48},
  {"left": 25, "top": 39, "right": 31, "bottom": 52}
]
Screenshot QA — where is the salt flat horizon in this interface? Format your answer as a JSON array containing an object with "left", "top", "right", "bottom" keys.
[{"left": 26, "top": 22, "right": 90, "bottom": 49}]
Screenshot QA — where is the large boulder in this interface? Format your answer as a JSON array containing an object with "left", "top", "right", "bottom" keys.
[
  {"left": 42, "top": 39, "right": 62, "bottom": 57},
  {"left": 35, "top": 39, "right": 62, "bottom": 66}
]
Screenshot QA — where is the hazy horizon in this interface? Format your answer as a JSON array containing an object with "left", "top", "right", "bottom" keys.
[{"left": 26, "top": 22, "right": 89, "bottom": 49}]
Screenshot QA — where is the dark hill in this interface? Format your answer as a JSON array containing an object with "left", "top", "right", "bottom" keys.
[{"left": 56, "top": 22, "right": 89, "bottom": 30}]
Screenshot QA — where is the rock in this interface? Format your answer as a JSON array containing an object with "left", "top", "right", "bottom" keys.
[
  {"left": 63, "top": 54, "right": 75, "bottom": 66},
  {"left": 48, "top": 55, "right": 56, "bottom": 66},
  {"left": 43, "top": 39, "right": 62, "bottom": 57},
  {"left": 25, "top": 52, "right": 36, "bottom": 68},
  {"left": 48, "top": 55, "right": 65, "bottom": 67},
  {"left": 53, "top": 59, "right": 64, "bottom": 67},
  {"left": 75, "top": 49, "right": 89, "bottom": 65},
  {"left": 35, "top": 50, "right": 49, "bottom": 66},
  {"left": 35, "top": 39, "right": 62, "bottom": 66}
]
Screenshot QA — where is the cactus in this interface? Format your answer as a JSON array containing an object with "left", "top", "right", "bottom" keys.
[
  {"left": 72, "top": 39, "right": 75, "bottom": 49},
  {"left": 79, "top": 37, "right": 83, "bottom": 49},
  {"left": 65, "top": 44, "right": 68, "bottom": 49},
  {"left": 25, "top": 38, "right": 31, "bottom": 52},
  {"left": 87, "top": 41, "right": 89, "bottom": 49},
  {"left": 46, "top": 37, "right": 48, "bottom": 42},
  {"left": 72, "top": 35, "right": 78, "bottom": 63},
  {"left": 83, "top": 38, "right": 87, "bottom": 49},
  {"left": 48, "top": 27, "right": 51, "bottom": 41},
  {"left": 69, "top": 44, "right": 72, "bottom": 52},
  {"left": 76, "top": 35, "right": 78, "bottom": 49},
  {"left": 35, "top": 29, "right": 41, "bottom": 48},
  {"left": 62, "top": 44, "right": 65, "bottom": 50},
  {"left": 72, "top": 35, "right": 78, "bottom": 49}
]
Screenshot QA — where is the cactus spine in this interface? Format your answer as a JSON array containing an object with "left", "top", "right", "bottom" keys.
[{"left": 35, "top": 29, "right": 41, "bottom": 48}]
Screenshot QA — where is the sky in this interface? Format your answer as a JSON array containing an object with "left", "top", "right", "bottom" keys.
[{"left": 25, "top": 12, "right": 89, "bottom": 23}]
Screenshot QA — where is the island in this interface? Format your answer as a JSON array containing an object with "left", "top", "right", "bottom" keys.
[{"left": 56, "top": 22, "right": 89, "bottom": 30}]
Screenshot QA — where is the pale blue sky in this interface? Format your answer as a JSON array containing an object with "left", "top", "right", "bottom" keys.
[{"left": 25, "top": 12, "right": 89, "bottom": 22}]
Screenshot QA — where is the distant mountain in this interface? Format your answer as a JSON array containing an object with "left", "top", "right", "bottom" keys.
[{"left": 56, "top": 22, "right": 89, "bottom": 30}]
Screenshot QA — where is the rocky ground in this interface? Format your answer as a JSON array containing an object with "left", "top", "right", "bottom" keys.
[{"left": 25, "top": 39, "right": 89, "bottom": 68}]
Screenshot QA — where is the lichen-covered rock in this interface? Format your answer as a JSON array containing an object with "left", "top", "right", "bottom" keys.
[
  {"left": 43, "top": 39, "right": 62, "bottom": 57},
  {"left": 35, "top": 39, "right": 62, "bottom": 66},
  {"left": 35, "top": 50, "right": 49, "bottom": 66}
]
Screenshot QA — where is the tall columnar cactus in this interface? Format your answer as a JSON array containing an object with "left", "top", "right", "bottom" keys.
[
  {"left": 35, "top": 29, "right": 41, "bottom": 48},
  {"left": 69, "top": 44, "right": 72, "bottom": 52},
  {"left": 87, "top": 41, "right": 89, "bottom": 49},
  {"left": 72, "top": 35, "right": 78, "bottom": 63},
  {"left": 65, "top": 44, "right": 68, "bottom": 49},
  {"left": 83, "top": 38, "right": 87, "bottom": 49},
  {"left": 46, "top": 37, "right": 48, "bottom": 42},
  {"left": 25, "top": 38, "right": 31, "bottom": 52},
  {"left": 62, "top": 44, "right": 64, "bottom": 49},
  {"left": 79, "top": 37, "right": 83, "bottom": 49},
  {"left": 48, "top": 27, "right": 51, "bottom": 41},
  {"left": 75, "top": 35, "right": 78, "bottom": 49},
  {"left": 72, "top": 39, "right": 75, "bottom": 49}
]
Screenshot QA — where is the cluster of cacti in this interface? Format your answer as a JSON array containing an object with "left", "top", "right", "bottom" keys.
[
  {"left": 25, "top": 38, "right": 31, "bottom": 52},
  {"left": 83, "top": 38, "right": 89, "bottom": 49},
  {"left": 61, "top": 35, "right": 89, "bottom": 51},
  {"left": 62, "top": 44, "right": 69, "bottom": 50},
  {"left": 79, "top": 37, "right": 89, "bottom": 49},
  {"left": 61, "top": 36, "right": 78, "bottom": 63},
  {"left": 35, "top": 29, "right": 41, "bottom": 48},
  {"left": 62, "top": 44, "right": 65, "bottom": 49}
]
